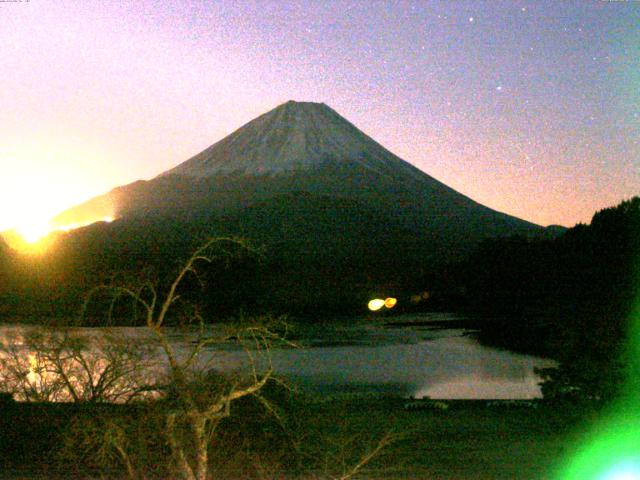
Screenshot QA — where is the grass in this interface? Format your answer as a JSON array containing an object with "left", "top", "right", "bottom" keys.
[
  {"left": 287, "top": 397, "right": 586, "bottom": 480},
  {"left": 0, "top": 395, "right": 592, "bottom": 479}
]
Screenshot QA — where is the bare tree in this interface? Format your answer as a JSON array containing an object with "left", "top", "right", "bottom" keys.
[
  {"left": 0, "top": 326, "right": 156, "bottom": 403},
  {"left": 82, "top": 238, "right": 288, "bottom": 480},
  {"left": 1, "top": 238, "right": 396, "bottom": 480},
  {"left": 288, "top": 415, "right": 402, "bottom": 480}
]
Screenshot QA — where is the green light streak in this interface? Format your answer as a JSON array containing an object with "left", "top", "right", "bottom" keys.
[
  {"left": 557, "top": 409, "right": 640, "bottom": 479},
  {"left": 556, "top": 235, "right": 640, "bottom": 480}
]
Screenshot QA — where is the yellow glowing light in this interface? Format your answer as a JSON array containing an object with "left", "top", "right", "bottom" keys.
[
  {"left": 368, "top": 299, "right": 386, "bottom": 311},
  {"left": 58, "top": 223, "right": 78, "bottom": 232},
  {"left": 27, "top": 353, "right": 39, "bottom": 383},
  {"left": 0, "top": 140, "right": 121, "bottom": 240},
  {"left": 15, "top": 220, "right": 52, "bottom": 244},
  {"left": 3, "top": 214, "right": 116, "bottom": 255},
  {"left": 384, "top": 297, "right": 397, "bottom": 309}
]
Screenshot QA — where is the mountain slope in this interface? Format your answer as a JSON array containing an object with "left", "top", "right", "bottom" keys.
[
  {"left": 54, "top": 101, "right": 541, "bottom": 239},
  {"left": 162, "top": 100, "right": 430, "bottom": 178}
]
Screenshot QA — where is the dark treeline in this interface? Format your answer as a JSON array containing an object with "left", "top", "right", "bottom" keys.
[
  {"left": 1, "top": 196, "right": 637, "bottom": 349},
  {"left": 1, "top": 192, "right": 451, "bottom": 322},
  {"left": 457, "top": 197, "right": 639, "bottom": 403}
]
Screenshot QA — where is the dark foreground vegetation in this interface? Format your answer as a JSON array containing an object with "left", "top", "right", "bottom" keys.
[
  {"left": 1, "top": 197, "right": 636, "bottom": 326},
  {"left": 0, "top": 392, "right": 585, "bottom": 480}
]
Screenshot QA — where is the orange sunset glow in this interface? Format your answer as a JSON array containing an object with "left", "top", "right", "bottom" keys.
[
  {"left": 0, "top": 142, "right": 122, "bottom": 252},
  {"left": 1, "top": 3, "right": 636, "bottom": 231},
  {"left": 2, "top": 215, "right": 116, "bottom": 255}
]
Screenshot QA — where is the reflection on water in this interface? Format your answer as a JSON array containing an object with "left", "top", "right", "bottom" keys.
[
  {"left": 256, "top": 335, "right": 554, "bottom": 399},
  {"left": 0, "top": 314, "right": 555, "bottom": 400}
]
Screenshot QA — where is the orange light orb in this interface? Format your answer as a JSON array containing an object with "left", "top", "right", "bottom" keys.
[{"left": 384, "top": 297, "right": 397, "bottom": 309}]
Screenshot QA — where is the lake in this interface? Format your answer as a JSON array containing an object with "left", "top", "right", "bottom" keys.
[{"left": 0, "top": 313, "right": 555, "bottom": 400}]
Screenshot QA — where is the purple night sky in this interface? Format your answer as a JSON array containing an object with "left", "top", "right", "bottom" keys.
[{"left": 1, "top": 0, "right": 638, "bottom": 232}]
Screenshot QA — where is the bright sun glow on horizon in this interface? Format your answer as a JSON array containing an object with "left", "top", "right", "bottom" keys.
[
  {"left": 14, "top": 218, "right": 53, "bottom": 244},
  {"left": 1, "top": 184, "right": 63, "bottom": 243},
  {"left": 0, "top": 142, "right": 123, "bottom": 246},
  {"left": 11, "top": 215, "right": 116, "bottom": 245},
  {"left": 2, "top": 215, "right": 116, "bottom": 255}
]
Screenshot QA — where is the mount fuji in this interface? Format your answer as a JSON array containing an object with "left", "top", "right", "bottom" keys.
[
  {"left": 50, "top": 101, "right": 548, "bottom": 313},
  {"left": 54, "top": 101, "right": 541, "bottom": 238}
]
